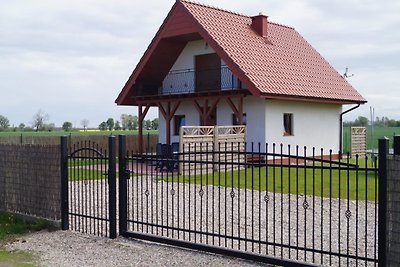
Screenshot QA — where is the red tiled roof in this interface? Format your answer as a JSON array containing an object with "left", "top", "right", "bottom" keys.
[{"left": 116, "top": 0, "right": 366, "bottom": 105}]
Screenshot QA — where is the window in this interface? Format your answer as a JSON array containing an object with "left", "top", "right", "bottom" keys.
[
  {"left": 200, "top": 107, "right": 217, "bottom": 126},
  {"left": 283, "top": 113, "right": 293, "bottom": 136},
  {"left": 174, "top": 115, "right": 185, "bottom": 136},
  {"left": 232, "top": 113, "right": 247, "bottom": 125}
]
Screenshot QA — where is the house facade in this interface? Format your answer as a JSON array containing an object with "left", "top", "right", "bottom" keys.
[{"left": 116, "top": 0, "right": 366, "bottom": 155}]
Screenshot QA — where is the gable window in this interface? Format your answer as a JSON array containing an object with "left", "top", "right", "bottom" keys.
[
  {"left": 174, "top": 115, "right": 185, "bottom": 136},
  {"left": 283, "top": 113, "right": 293, "bottom": 136},
  {"left": 232, "top": 113, "right": 247, "bottom": 125}
]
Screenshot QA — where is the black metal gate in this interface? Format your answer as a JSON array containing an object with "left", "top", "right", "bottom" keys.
[
  {"left": 61, "top": 135, "right": 390, "bottom": 266},
  {"left": 61, "top": 136, "right": 117, "bottom": 238},
  {"left": 117, "top": 135, "right": 383, "bottom": 266}
]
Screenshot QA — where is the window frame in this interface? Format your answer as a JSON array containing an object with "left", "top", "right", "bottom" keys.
[{"left": 283, "top": 113, "right": 294, "bottom": 136}]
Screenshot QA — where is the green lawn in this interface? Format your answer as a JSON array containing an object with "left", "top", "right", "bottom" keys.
[
  {"left": 0, "top": 250, "right": 37, "bottom": 267},
  {"left": 68, "top": 169, "right": 107, "bottom": 181},
  {"left": 165, "top": 158, "right": 378, "bottom": 201},
  {"left": 0, "top": 212, "right": 49, "bottom": 267}
]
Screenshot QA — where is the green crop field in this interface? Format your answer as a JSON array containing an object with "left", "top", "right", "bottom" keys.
[
  {"left": 1, "top": 126, "right": 399, "bottom": 152},
  {"left": 0, "top": 129, "right": 158, "bottom": 137}
]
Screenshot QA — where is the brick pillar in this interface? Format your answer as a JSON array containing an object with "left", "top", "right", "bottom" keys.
[{"left": 387, "top": 155, "right": 400, "bottom": 266}]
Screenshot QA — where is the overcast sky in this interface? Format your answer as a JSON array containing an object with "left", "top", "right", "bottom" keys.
[{"left": 1, "top": 0, "right": 399, "bottom": 128}]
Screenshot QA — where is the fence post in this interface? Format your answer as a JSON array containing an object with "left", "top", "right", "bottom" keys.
[
  {"left": 60, "top": 136, "right": 69, "bottom": 230},
  {"left": 118, "top": 135, "right": 128, "bottom": 236},
  {"left": 108, "top": 136, "right": 117, "bottom": 239},
  {"left": 393, "top": 135, "right": 400, "bottom": 156},
  {"left": 378, "top": 137, "right": 389, "bottom": 266}
]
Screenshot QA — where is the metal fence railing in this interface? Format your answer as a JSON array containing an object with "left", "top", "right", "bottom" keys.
[{"left": 161, "top": 66, "right": 242, "bottom": 95}]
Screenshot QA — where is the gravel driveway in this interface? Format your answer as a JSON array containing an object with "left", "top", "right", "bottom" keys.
[
  {"left": 6, "top": 230, "right": 267, "bottom": 267},
  {"left": 63, "top": 177, "right": 378, "bottom": 267}
]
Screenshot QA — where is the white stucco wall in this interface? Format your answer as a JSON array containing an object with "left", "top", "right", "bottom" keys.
[
  {"left": 217, "top": 96, "right": 266, "bottom": 146},
  {"left": 265, "top": 100, "right": 342, "bottom": 154},
  {"left": 159, "top": 96, "right": 266, "bottom": 146},
  {"left": 159, "top": 98, "right": 342, "bottom": 155},
  {"left": 170, "top": 40, "right": 215, "bottom": 70}
]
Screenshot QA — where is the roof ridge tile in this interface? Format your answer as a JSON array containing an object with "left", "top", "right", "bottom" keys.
[
  {"left": 180, "top": 0, "right": 248, "bottom": 18},
  {"left": 181, "top": 0, "right": 294, "bottom": 30}
]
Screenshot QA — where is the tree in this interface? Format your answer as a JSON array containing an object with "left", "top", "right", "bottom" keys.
[
  {"left": 62, "top": 121, "right": 73, "bottom": 132},
  {"left": 44, "top": 123, "right": 55, "bottom": 132},
  {"left": 106, "top": 118, "right": 114, "bottom": 131},
  {"left": 353, "top": 116, "right": 369, "bottom": 127},
  {"left": 151, "top": 118, "right": 159, "bottom": 130},
  {"left": 121, "top": 114, "right": 138, "bottom": 130},
  {"left": 81, "top": 119, "right": 89, "bottom": 131},
  {"left": 114, "top": 120, "right": 121, "bottom": 130},
  {"left": 0, "top": 115, "right": 10, "bottom": 131},
  {"left": 99, "top": 121, "right": 107, "bottom": 130},
  {"left": 18, "top": 123, "right": 25, "bottom": 131},
  {"left": 132, "top": 115, "right": 138, "bottom": 130},
  {"left": 120, "top": 114, "right": 129, "bottom": 130},
  {"left": 144, "top": 119, "right": 152, "bottom": 130},
  {"left": 31, "top": 109, "right": 49, "bottom": 131}
]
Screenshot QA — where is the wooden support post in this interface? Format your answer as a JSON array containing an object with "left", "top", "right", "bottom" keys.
[
  {"left": 138, "top": 104, "right": 150, "bottom": 154},
  {"left": 158, "top": 101, "right": 181, "bottom": 144},
  {"left": 194, "top": 98, "right": 220, "bottom": 126},
  {"left": 226, "top": 94, "right": 244, "bottom": 125}
]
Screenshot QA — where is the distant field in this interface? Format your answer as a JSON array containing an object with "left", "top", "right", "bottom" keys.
[
  {"left": 343, "top": 126, "right": 400, "bottom": 152},
  {"left": 1, "top": 127, "right": 398, "bottom": 152},
  {"left": 0, "top": 130, "right": 158, "bottom": 137}
]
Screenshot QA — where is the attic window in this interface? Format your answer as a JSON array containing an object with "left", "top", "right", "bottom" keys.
[{"left": 283, "top": 113, "right": 293, "bottom": 136}]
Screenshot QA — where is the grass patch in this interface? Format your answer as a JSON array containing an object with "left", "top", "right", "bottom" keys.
[
  {"left": 0, "top": 212, "right": 49, "bottom": 267},
  {"left": 68, "top": 169, "right": 107, "bottom": 181},
  {"left": 0, "top": 250, "right": 37, "bottom": 267},
  {"left": 165, "top": 159, "right": 378, "bottom": 201},
  {"left": 0, "top": 213, "right": 48, "bottom": 240}
]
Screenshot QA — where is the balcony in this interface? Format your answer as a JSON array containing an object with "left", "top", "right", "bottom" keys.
[{"left": 160, "top": 65, "right": 244, "bottom": 95}]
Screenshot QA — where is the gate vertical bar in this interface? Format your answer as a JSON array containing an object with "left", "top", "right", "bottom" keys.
[
  {"left": 118, "top": 135, "right": 128, "bottom": 236},
  {"left": 109, "top": 136, "right": 117, "bottom": 239},
  {"left": 378, "top": 137, "right": 389, "bottom": 266},
  {"left": 60, "top": 136, "right": 69, "bottom": 230}
]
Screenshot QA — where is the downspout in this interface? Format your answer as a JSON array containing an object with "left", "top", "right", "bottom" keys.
[{"left": 339, "top": 103, "right": 361, "bottom": 157}]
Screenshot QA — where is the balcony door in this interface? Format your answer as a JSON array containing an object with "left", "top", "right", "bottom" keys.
[{"left": 195, "top": 53, "right": 221, "bottom": 92}]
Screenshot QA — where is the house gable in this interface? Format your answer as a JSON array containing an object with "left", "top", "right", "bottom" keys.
[
  {"left": 116, "top": 3, "right": 204, "bottom": 105},
  {"left": 116, "top": 0, "right": 366, "bottom": 106}
]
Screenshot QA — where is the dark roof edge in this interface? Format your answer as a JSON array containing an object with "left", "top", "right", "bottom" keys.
[{"left": 260, "top": 93, "right": 367, "bottom": 105}]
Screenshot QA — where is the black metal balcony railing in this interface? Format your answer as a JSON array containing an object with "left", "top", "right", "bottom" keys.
[{"left": 160, "top": 65, "right": 242, "bottom": 95}]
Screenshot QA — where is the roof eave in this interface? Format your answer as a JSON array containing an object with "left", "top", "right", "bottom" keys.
[{"left": 260, "top": 93, "right": 367, "bottom": 105}]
